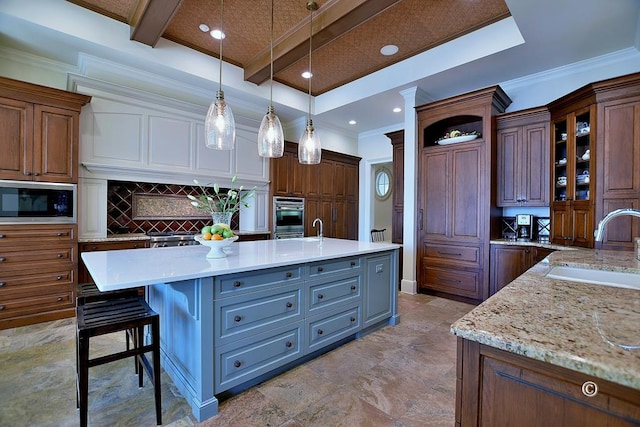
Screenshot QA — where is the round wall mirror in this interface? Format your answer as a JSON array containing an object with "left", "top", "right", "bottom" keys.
[{"left": 375, "top": 167, "right": 392, "bottom": 200}]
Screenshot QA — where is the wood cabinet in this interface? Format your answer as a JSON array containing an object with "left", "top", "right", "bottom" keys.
[
  {"left": 496, "top": 107, "right": 550, "bottom": 207},
  {"left": 489, "top": 244, "right": 555, "bottom": 295},
  {"left": 416, "top": 86, "right": 511, "bottom": 303},
  {"left": 271, "top": 142, "right": 360, "bottom": 240},
  {"left": 0, "top": 224, "right": 78, "bottom": 329},
  {"left": 78, "top": 239, "right": 149, "bottom": 284},
  {"left": 456, "top": 339, "right": 640, "bottom": 427},
  {"left": 386, "top": 130, "right": 404, "bottom": 244},
  {"left": 0, "top": 77, "right": 90, "bottom": 183}
]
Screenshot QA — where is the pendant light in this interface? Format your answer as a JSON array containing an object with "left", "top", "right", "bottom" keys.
[
  {"left": 298, "top": 1, "right": 321, "bottom": 165},
  {"left": 205, "top": 0, "right": 236, "bottom": 150},
  {"left": 257, "top": 0, "right": 285, "bottom": 158}
]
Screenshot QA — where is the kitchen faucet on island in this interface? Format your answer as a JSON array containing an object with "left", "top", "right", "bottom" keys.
[
  {"left": 594, "top": 208, "right": 640, "bottom": 260},
  {"left": 312, "top": 217, "right": 323, "bottom": 240}
]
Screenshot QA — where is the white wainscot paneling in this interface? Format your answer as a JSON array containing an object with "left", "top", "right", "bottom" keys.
[
  {"left": 148, "top": 115, "right": 193, "bottom": 170},
  {"left": 235, "top": 129, "right": 267, "bottom": 181},
  {"left": 195, "top": 122, "right": 234, "bottom": 178},
  {"left": 78, "top": 178, "right": 107, "bottom": 238},
  {"left": 92, "top": 112, "right": 143, "bottom": 163}
]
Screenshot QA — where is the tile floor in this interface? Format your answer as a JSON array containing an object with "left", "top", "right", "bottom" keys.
[{"left": 0, "top": 293, "right": 474, "bottom": 427}]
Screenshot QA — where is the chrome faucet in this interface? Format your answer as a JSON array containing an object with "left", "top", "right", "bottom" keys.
[
  {"left": 594, "top": 209, "right": 640, "bottom": 259},
  {"left": 312, "top": 218, "right": 323, "bottom": 240}
]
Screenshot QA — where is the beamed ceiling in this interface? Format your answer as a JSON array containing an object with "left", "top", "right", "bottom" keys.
[{"left": 66, "top": 0, "right": 511, "bottom": 96}]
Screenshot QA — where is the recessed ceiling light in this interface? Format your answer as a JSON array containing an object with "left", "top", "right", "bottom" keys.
[
  {"left": 210, "top": 29, "right": 225, "bottom": 40},
  {"left": 393, "top": 107, "right": 402, "bottom": 113},
  {"left": 348, "top": 120, "right": 357, "bottom": 125},
  {"left": 380, "top": 44, "right": 399, "bottom": 56},
  {"left": 301, "top": 71, "right": 313, "bottom": 79},
  {"left": 199, "top": 24, "right": 210, "bottom": 33}
]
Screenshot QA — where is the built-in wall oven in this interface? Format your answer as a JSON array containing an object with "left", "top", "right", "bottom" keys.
[{"left": 273, "top": 196, "right": 304, "bottom": 239}]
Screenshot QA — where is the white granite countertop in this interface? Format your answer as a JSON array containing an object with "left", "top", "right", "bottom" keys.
[
  {"left": 451, "top": 249, "right": 640, "bottom": 390},
  {"left": 82, "top": 237, "right": 400, "bottom": 292},
  {"left": 490, "top": 238, "right": 572, "bottom": 251},
  {"left": 78, "top": 230, "right": 271, "bottom": 243}
]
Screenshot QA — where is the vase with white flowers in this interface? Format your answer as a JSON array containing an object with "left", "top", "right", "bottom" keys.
[{"left": 187, "top": 176, "right": 255, "bottom": 227}]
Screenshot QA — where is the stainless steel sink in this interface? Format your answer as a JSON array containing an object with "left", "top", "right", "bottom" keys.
[{"left": 545, "top": 266, "right": 640, "bottom": 290}]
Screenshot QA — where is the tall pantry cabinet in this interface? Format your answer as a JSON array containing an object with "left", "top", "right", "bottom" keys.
[
  {"left": 0, "top": 77, "right": 91, "bottom": 329},
  {"left": 416, "top": 86, "right": 511, "bottom": 304}
]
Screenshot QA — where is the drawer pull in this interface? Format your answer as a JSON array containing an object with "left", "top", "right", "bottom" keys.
[
  {"left": 285, "top": 341, "right": 293, "bottom": 348},
  {"left": 317, "top": 294, "right": 324, "bottom": 300},
  {"left": 0, "top": 257, "right": 5, "bottom": 262},
  {"left": 286, "top": 272, "right": 293, "bottom": 278},
  {"left": 350, "top": 316, "right": 356, "bottom": 322},
  {"left": 233, "top": 360, "right": 242, "bottom": 368},
  {"left": 437, "top": 251, "right": 462, "bottom": 257},
  {"left": 350, "top": 261, "right": 356, "bottom": 267},
  {"left": 233, "top": 281, "right": 242, "bottom": 288},
  {"left": 350, "top": 285, "right": 356, "bottom": 291},
  {"left": 56, "top": 275, "right": 62, "bottom": 280},
  {"left": 134, "top": 244, "right": 139, "bottom": 249},
  {"left": 317, "top": 329, "right": 324, "bottom": 335},
  {"left": 57, "top": 253, "right": 63, "bottom": 258},
  {"left": 91, "top": 246, "right": 97, "bottom": 250},
  {"left": 286, "top": 302, "right": 293, "bottom": 308},
  {"left": 317, "top": 267, "right": 324, "bottom": 272},
  {"left": 57, "top": 297, "right": 63, "bottom": 302},
  {"left": 56, "top": 232, "right": 68, "bottom": 237},
  {"left": 0, "top": 282, "right": 5, "bottom": 288},
  {"left": 0, "top": 234, "right": 5, "bottom": 238},
  {"left": 438, "top": 276, "right": 461, "bottom": 284},
  {"left": 234, "top": 315, "right": 242, "bottom": 322},
  {"left": 582, "top": 381, "right": 598, "bottom": 397},
  {"left": 0, "top": 305, "right": 5, "bottom": 310}
]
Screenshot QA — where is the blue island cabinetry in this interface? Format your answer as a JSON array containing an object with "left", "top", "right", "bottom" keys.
[{"left": 146, "top": 249, "right": 398, "bottom": 422}]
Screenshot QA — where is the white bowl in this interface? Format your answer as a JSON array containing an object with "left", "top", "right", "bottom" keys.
[{"left": 194, "top": 235, "right": 238, "bottom": 258}]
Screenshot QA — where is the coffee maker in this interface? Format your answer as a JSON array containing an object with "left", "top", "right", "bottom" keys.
[{"left": 516, "top": 214, "right": 533, "bottom": 242}]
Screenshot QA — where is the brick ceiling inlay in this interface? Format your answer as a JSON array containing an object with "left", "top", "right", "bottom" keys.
[{"left": 67, "top": 0, "right": 510, "bottom": 95}]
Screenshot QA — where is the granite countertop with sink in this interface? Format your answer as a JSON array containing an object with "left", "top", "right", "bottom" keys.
[
  {"left": 451, "top": 249, "right": 640, "bottom": 391},
  {"left": 489, "top": 238, "right": 571, "bottom": 251}
]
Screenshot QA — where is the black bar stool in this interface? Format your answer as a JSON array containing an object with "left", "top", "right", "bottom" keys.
[{"left": 76, "top": 291, "right": 162, "bottom": 426}]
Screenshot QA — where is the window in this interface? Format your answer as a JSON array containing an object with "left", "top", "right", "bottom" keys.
[{"left": 375, "top": 167, "right": 392, "bottom": 200}]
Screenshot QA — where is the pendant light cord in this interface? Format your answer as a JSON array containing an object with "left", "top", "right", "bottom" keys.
[
  {"left": 219, "top": 0, "right": 224, "bottom": 92},
  {"left": 307, "top": 5, "right": 313, "bottom": 121},
  {"left": 269, "top": 0, "right": 274, "bottom": 105}
]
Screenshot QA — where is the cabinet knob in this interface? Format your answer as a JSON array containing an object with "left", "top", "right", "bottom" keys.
[
  {"left": 56, "top": 232, "right": 68, "bottom": 237},
  {"left": 56, "top": 275, "right": 62, "bottom": 280},
  {"left": 286, "top": 272, "right": 293, "bottom": 278},
  {"left": 24, "top": 172, "right": 31, "bottom": 176},
  {"left": 0, "top": 305, "right": 5, "bottom": 310},
  {"left": 233, "top": 360, "right": 242, "bottom": 368},
  {"left": 317, "top": 267, "right": 324, "bottom": 272},
  {"left": 57, "top": 297, "right": 63, "bottom": 302},
  {"left": 317, "top": 294, "right": 324, "bottom": 300},
  {"left": 350, "top": 285, "right": 356, "bottom": 291},
  {"left": 56, "top": 253, "right": 63, "bottom": 258},
  {"left": 317, "top": 329, "right": 324, "bottom": 335},
  {"left": 0, "top": 257, "right": 5, "bottom": 262},
  {"left": 350, "top": 316, "right": 356, "bottom": 323},
  {"left": 286, "top": 302, "right": 293, "bottom": 308},
  {"left": 134, "top": 244, "right": 139, "bottom": 248},
  {"left": 233, "top": 281, "right": 242, "bottom": 288},
  {"left": 0, "top": 234, "right": 5, "bottom": 238},
  {"left": 350, "top": 261, "right": 356, "bottom": 267},
  {"left": 33, "top": 172, "right": 39, "bottom": 176},
  {"left": 0, "top": 282, "right": 5, "bottom": 288},
  {"left": 582, "top": 381, "right": 598, "bottom": 397},
  {"left": 91, "top": 246, "right": 97, "bottom": 250},
  {"left": 234, "top": 315, "right": 242, "bottom": 322},
  {"left": 285, "top": 341, "right": 293, "bottom": 348}
]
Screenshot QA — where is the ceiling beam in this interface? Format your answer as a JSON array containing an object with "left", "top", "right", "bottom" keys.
[
  {"left": 244, "top": 0, "right": 402, "bottom": 86},
  {"left": 130, "top": 0, "right": 184, "bottom": 46}
]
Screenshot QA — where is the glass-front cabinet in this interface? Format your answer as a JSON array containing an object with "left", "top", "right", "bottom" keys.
[{"left": 550, "top": 105, "right": 595, "bottom": 248}]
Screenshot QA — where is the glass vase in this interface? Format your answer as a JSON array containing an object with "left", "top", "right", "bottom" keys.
[{"left": 211, "top": 212, "right": 233, "bottom": 226}]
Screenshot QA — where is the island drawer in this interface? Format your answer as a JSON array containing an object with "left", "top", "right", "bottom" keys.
[
  {"left": 307, "top": 275, "right": 361, "bottom": 314},
  {"left": 215, "top": 283, "right": 303, "bottom": 345},
  {"left": 216, "top": 265, "right": 302, "bottom": 297},
  {"left": 305, "top": 305, "right": 361, "bottom": 353},
  {"left": 215, "top": 322, "right": 303, "bottom": 393},
  {"left": 308, "top": 256, "right": 361, "bottom": 278}
]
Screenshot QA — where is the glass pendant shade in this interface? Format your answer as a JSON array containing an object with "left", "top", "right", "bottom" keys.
[
  {"left": 258, "top": 106, "right": 284, "bottom": 157},
  {"left": 205, "top": 90, "right": 236, "bottom": 150},
  {"left": 298, "top": 119, "right": 321, "bottom": 164}
]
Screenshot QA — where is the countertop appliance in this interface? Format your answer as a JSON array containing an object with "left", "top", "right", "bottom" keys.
[
  {"left": 147, "top": 231, "right": 197, "bottom": 248},
  {"left": 516, "top": 214, "right": 533, "bottom": 242},
  {"left": 273, "top": 196, "right": 304, "bottom": 239}
]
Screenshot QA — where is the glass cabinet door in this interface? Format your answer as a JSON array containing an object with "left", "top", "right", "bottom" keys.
[
  {"left": 573, "top": 110, "right": 591, "bottom": 201},
  {"left": 553, "top": 118, "right": 568, "bottom": 202}
]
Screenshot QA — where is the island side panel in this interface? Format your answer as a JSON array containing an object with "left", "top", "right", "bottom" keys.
[{"left": 147, "top": 277, "right": 218, "bottom": 422}]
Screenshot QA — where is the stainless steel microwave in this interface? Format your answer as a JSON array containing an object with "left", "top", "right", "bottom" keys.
[{"left": 0, "top": 180, "right": 77, "bottom": 224}]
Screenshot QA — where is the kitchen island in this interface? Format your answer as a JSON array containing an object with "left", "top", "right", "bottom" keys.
[
  {"left": 451, "top": 249, "right": 640, "bottom": 426},
  {"left": 81, "top": 237, "right": 400, "bottom": 421}
]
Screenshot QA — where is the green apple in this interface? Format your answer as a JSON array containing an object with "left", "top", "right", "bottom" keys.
[
  {"left": 211, "top": 224, "right": 224, "bottom": 235},
  {"left": 222, "top": 229, "right": 234, "bottom": 238},
  {"left": 201, "top": 225, "right": 212, "bottom": 234}
]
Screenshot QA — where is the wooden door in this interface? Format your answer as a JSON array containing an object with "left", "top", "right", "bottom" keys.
[
  {"left": 451, "top": 145, "right": 482, "bottom": 241},
  {"left": 319, "top": 161, "right": 335, "bottom": 199},
  {"left": 551, "top": 203, "right": 570, "bottom": 245},
  {"left": 304, "top": 198, "right": 321, "bottom": 237},
  {"left": 523, "top": 122, "right": 549, "bottom": 206},
  {"left": 421, "top": 150, "right": 449, "bottom": 240},
  {"left": 270, "top": 154, "right": 290, "bottom": 196},
  {"left": 496, "top": 126, "right": 520, "bottom": 206},
  {"left": 0, "top": 97, "right": 32, "bottom": 181},
  {"left": 489, "top": 245, "right": 528, "bottom": 295},
  {"left": 34, "top": 105, "right": 78, "bottom": 183},
  {"left": 571, "top": 201, "right": 593, "bottom": 248}
]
